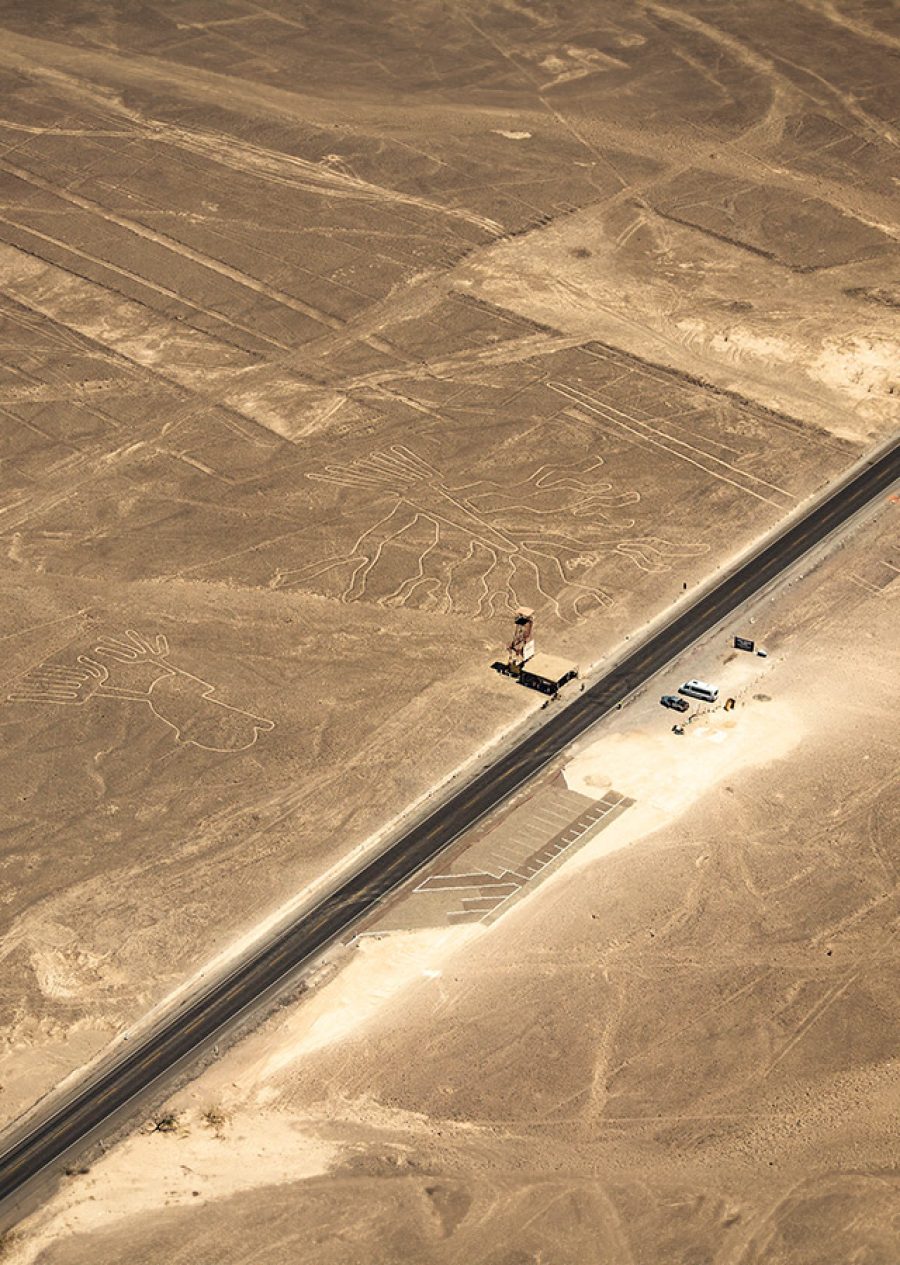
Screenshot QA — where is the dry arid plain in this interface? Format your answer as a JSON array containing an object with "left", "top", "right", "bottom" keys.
[
  {"left": 0, "top": 0, "right": 897, "bottom": 1261},
  {"left": 11, "top": 476, "right": 899, "bottom": 1265}
]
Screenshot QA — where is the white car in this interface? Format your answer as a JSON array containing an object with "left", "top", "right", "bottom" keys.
[{"left": 678, "top": 679, "right": 719, "bottom": 703}]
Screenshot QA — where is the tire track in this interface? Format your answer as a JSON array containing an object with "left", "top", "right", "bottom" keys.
[
  {"left": 550, "top": 382, "right": 795, "bottom": 508},
  {"left": 760, "top": 923, "right": 898, "bottom": 1078},
  {"left": 0, "top": 240, "right": 355, "bottom": 445},
  {"left": 0, "top": 212, "right": 296, "bottom": 354},
  {"left": 0, "top": 28, "right": 503, "bottom": 236},
  {"left": 0, "top": 158, "right": 346, "bottom": 334}
]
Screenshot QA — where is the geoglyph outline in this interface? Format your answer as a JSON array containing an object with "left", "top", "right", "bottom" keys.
[
  {"left": 273, "top": 444, "right": 708, "bottom": 619},
  {"left": 7, "top": 630, "right": 275, "bottom": 753}
]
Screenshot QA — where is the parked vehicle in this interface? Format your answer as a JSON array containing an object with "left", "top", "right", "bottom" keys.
[
  {"left": 678, "top": 679, "right": 719, "bottom": 703},
  {"left": 660, "top": 694, "right": 689, "bottom": 712}
]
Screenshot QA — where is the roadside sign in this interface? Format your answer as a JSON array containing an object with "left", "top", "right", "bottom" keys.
[{"left": 734, "top": 635, "right": 755, "bottom": 652}]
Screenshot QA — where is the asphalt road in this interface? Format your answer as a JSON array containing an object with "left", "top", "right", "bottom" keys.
[{"left": 1, "top": 440, "right": 897, "bottom": 1214}]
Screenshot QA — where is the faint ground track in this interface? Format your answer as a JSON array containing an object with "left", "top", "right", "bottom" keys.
[
  {"left": 6, "top": 630, "right": 274, "bottom": 752},
  {"left": 342, "top": 330, "right": 584, "bottom": 390},
  {"left": 551, "top": 381, "right": 797, "bottom": 509},
  {"left": 0, "top": 210, "right": 298, "bottom": 355},
  {"left": 272, "top": 444, "right": 707, "bottom": 619},
  {"left": 0, "top": 29, "right": 502, "bottom": 235},
  {"left": 4, "top": 22, "right": 896, "bottom": 240},
  {"left": 155, "top": 121, "right": 504, "bottom": 236},
  {"left": 644, "top": 0, "right": 898, "bottom": 148},
  {"left": 0, "top": 158, "right": 347, "bottom": 335},
  {"left": 0, "top": 111, "right": 502, "bottom": 245},
  {"left": 796, "top": 0, "right": 900, "bottom": 54},
  {"left": 0, "top": 378, "right": 142, "bottom": 405}
]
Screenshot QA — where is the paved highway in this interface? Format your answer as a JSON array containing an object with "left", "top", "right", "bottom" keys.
[{"left": 1, "top": 440, "right": 897, "bottom": 1214}]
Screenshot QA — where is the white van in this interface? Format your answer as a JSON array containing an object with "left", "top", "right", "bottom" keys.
[{"left": 678, "top": 679, "right": 719, "bottom": 703}]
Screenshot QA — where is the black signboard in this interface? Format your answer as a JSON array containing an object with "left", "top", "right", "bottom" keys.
[{"left": 734, "top": 635, "right": 755, "bottom": 652}]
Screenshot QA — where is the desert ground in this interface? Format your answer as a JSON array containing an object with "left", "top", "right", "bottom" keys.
[
  {"left": 9, "top": 461, "right": 897, "bottom": 1265},
  {"left": 0, "top": 0, "right": 897, "bottom": 1257}
]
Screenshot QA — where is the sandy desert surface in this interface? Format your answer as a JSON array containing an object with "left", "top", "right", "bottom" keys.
[
  {"left": 9, "top": 463, "right": 898, "bottom": 1265},
  {"left": 0, "top": 0, "right": 897, "bottom": 1259}
]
